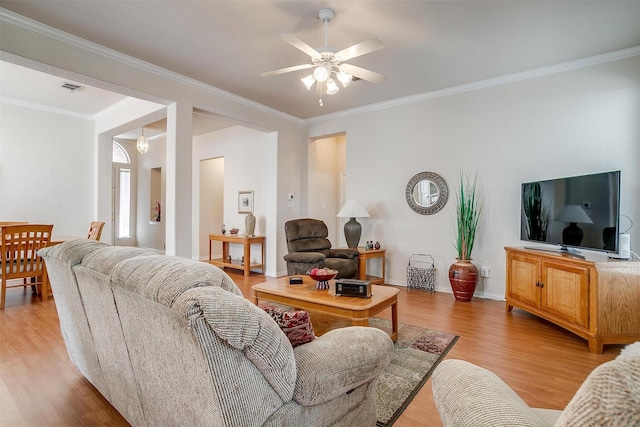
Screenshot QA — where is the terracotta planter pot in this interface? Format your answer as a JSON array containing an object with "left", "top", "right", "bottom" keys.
[{"left": 448, "top": 260, "right": 479, "bottom": 302}]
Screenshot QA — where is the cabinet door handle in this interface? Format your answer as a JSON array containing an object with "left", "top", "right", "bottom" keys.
[
  {"left": 535, "top": 281, "right": 540, "bottom": 287},
  {"left": 540, "top": 282, "right": 544, "bottom": 288}
]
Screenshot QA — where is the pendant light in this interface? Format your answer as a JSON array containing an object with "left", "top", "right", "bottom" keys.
[{"left": 137, "top": 127, "right": 149, "bottom": 154}]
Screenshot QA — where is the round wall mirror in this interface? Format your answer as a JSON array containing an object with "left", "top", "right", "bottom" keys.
[{"left": 405, "top": 172, "right": 449, "bottom": 215}]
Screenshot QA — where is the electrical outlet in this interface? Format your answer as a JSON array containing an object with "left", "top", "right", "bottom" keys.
[{"left": 480, "top": 267, "right": 490, "bottom": 278}]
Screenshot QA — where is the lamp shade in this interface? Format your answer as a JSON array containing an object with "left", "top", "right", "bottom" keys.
[
  {"left": 301, "top": 74, "right": 316, "bottom": 90},
  {"left": 337, "top": 199, "right": 370, "bottom": 218},
  {"left": 556, "top": 204, "right": 592, "bottom": 246},
  {"left": 555, "top": 205, "right": 593, "bottom": 224},
  {"left": 326, "top": 78, "right": 339, "bottom": 95}
]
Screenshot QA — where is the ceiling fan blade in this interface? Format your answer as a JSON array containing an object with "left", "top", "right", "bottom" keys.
[
  {"left": 260, "top": 64, "right": 313, "bottom": 77},
  {"left": 336, "top": 38, "right": 383, "bottom": 61},
  {"left": 339, "top": 64, "right": 386, "bottom": 84},
  {"left": 281, "top": 34, "right": 319, "bottom": 58}
]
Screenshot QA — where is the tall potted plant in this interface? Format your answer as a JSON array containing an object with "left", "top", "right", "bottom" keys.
[{"left": 449, "top": 172, "right": 483, "bottom": 301}]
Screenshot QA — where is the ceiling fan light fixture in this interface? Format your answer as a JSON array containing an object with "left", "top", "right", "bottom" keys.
[
  {"left": 337, "top": 69, "right": 352, "bottom": 87},
  {"left": 137, "top": 128, "right": 149, "bottom": 154},
  {"left": 301, "top": 74, "right": 316, "bottom": 90},
  {"left": 326, "top": 78, "right": 339, "bottom": 95},
  {"left": 260, "top": 8, "right": 384, "bottom": 105},
  {"left": 313, "top": 64, "right": 330, "bottom": 82}
]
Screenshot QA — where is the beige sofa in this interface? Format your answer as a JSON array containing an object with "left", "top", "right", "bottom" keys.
[
  {"left": 431, "top": 342, "right": 640, "bottom": 426},
  {"left": 39, "top": 240, "right": 393, "bottom": 426}
]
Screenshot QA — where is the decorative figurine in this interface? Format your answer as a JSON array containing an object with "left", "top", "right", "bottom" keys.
[
  {"left": 221, "top": 224, "right": 226, "bottom": 235},
  {"left": 154, "top": 202, "right": 161, "bottom": 222},
  {"left": 374, "top": 241, "right": 381, "bottom": 250}
]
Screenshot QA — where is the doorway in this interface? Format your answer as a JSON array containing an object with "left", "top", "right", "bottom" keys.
[
  {"left": 308, "top": 134, "right": 346, "bottom": 245},
  {"left": 112, "top": 141, "right": 137, "bottom": 246},
  {"left": 199, "top": 157, "right": 225, "bottom": 259}
]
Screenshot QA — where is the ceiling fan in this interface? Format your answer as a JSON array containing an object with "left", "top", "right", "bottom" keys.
[{"left": 260, "top": 8, "right": 385, "bottom": 105}]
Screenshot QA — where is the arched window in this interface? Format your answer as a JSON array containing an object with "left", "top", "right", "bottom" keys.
[
  {"left": 112, "top": 141, "right": 130, "bottom": 164},
  {"left": 112, "top": 141, "right": 131, "bottom": 238}
]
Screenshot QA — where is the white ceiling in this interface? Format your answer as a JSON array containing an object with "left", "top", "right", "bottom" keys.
[{"left": 1, "top": 1, "right": 640, "bottom": 121}]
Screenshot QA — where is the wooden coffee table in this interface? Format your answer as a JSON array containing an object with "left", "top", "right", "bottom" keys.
[{"left": 252, "top": 276, "right": 399, "bottom": 341}]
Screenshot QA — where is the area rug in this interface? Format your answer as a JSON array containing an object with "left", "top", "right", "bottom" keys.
[{"left": 370, "top": 318, "right": 458, "bottom": 427}]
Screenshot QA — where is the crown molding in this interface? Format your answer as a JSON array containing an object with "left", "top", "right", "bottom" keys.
[
  {"left": 305, "top": 45, "right": 640, "bottom": 124},
  {"left": 0, "top": 8, "right": 303, "bottom": 126},
  {"left": 92, "top": 97, "right": 138, "bottom": 119},
  {"left": 1, "top": 96, "right": 94, "bottom": 120},
  {"left": 2, "top": 8, "right": 638, "bottom": 126}
]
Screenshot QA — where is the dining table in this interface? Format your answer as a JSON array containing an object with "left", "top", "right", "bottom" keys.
[{"left": 40, "top": 235, "right": 85, "bottom": 300}]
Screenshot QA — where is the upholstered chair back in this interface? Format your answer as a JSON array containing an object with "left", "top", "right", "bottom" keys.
[{"left": 284, "top": 218, "right": 332, "bottom": 256}]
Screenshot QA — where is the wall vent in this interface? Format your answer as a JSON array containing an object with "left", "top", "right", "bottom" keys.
[{"left": 60, "top": 82, "right": 82, "bottom": 91}]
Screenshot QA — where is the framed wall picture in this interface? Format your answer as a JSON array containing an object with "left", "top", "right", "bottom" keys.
[{"left": 238, "top": 190, "right": 254, "bottom": 213}]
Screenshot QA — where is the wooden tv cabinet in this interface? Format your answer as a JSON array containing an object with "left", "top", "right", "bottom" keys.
[{"left": 505, "top": 246, "right": 640, "bottom": 353}]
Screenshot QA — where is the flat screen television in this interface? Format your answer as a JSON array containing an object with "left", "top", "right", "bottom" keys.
[{"left": 520, "top": 171, "right": 621, "bottom": 257}]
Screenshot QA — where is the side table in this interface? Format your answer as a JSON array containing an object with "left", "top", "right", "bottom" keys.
[{"left": 356, "top": 247, "right": 386, "bottom": 285}]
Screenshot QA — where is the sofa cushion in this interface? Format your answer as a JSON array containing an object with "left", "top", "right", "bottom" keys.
[
  {"left": 38, "top": 238, "right": 111, "bottom": 265},
  {"left": 262, "top": 305, "right": 315, "bottom": 348},
  {"left": 432, "top": 359, "right": 556, "bottom": 426},
  {"left": 81, "top": 245, "right": 157, "bottom": 276},
  {"left": 293, "top": 327, "right": 393, "bottom": 406},
  {"left": 104, "top": 252, "right": 243, "bottom": 304},
  {"left": 555, "top": 342, "right": 640, "bottom": 426},
  {"left": 174, "top": 287, "right": 297, "bottom": 402}
]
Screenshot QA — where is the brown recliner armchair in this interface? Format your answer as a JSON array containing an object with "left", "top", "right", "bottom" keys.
[{"left": 283, "top": 218, "right": 359, "bottom": 279}]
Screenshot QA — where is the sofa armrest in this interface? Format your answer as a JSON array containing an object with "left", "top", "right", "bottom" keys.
[
  {"left": 328, "top": 248, "right": 359, "bottom": 260},
  {"left": 292, "top": 326, "right": 393, "bottom": 406},
  {"left": 283, "top": 252, "right": 326, "bottom": 264},
  {"left": 432, "top": 360, "right": 557, "bottom": 427}
]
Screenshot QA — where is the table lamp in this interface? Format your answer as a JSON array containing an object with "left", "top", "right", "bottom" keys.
[
  {"left": 555, "top": 204, "right": 593, "bottom": 246},
  {"left": 337, "top": 199, "right": 370, "bottom": 248}
]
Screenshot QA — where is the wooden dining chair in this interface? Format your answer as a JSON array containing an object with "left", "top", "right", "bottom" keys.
[
  {"left": 1, "top": 224, "right": 53, "bottom": 309},
  {"left": 0, "top": 221, "right": 28, "bottom": 227},
  {"left": 87, "top": 221, "right": 105, "bottom": 241}
]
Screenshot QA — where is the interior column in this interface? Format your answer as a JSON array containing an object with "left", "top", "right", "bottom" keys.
[{"left": 165, "top": 102, "right": 193, "bottom": 257}]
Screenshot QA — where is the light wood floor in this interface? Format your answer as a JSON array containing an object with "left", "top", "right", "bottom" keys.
[{"left": 0, "top": 272, "right": 622, "bottom": 426}]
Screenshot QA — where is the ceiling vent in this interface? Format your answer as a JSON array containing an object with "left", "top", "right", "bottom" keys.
[{"left": 60, "top": 82, "right": 82, "bottom": 91}]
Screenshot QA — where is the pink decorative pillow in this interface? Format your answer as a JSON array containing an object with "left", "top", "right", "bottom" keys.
[{"left": 262, "top": 305, "right": 315, "bottom": 347}]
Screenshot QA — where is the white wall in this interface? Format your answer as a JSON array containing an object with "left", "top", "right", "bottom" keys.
[
  {"left": 0, "top": 103, "right": 95, "bottom": 236},
  {"left": 306, "top": 56, "right": 640, "bottom": 299},
  {"left": 193, "top": 125, "right": 278, "bottom": 274}
]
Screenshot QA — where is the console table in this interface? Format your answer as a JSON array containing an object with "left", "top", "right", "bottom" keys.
[{"left": 208, "top": 234, "right": 265, "bottom": 277}]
